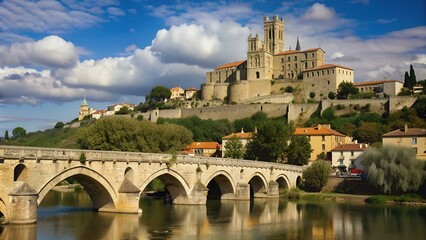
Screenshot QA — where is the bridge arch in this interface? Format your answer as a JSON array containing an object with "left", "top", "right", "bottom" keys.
[
  {"left": 275, "top": 174, "right": 291, "bottom": 189},
  {"left": 0, "top": 198, "right": 6, "bottom": 221},
  {"left": 38, "top": 166, "right": 117, "bottom": 211},
  {"left": 248, "top": 172, "right": 268, "bottom": 197},
  {"left": 140, "top": 169, "right": 191, "bottom": 202},
  {"left": 205, "top": 171, "right": 236, "bottom": 199},
  {"left": 14, "top": 164, "right": 29, "bottom": 182},
  {"left": 124, "top": 167, "right": 134, "bottom": 182}
]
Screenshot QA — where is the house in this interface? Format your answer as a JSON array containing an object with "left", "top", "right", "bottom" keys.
[
  {"left": 107, "top": 103, "right": 135, "bottom": 113},
  {"left": 170, "top": 87, "right": 185, "bottom": 100},
  {"left": 185, "top": 88, "right": 198, "bottom": 100},
  {"left": 222, "top": 130, "right": 254, "bottom": 157},
  {"left": 91, "top": 110, "right": 107, "bottom": 119},
  {"left": 331, "top": 143, "right": 369, "bottom": 172},
  {"left": 184, "top": 142, "right": 220, "bottom": 157},
  {"left": 294, "top": 124, "right": 351, "bottom": 161},
  {"left": 382, "top": 125, "right": 426, "bottom": 160},
  {"left": 353, "top": 80, "right": 403, "bottom": 96}
]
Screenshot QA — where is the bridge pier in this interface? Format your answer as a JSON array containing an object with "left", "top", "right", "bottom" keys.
[
  {"left": 8, "top": 182, "right": 38, "bottom": 224},
  {"left": 174, "top": 181, "right": 208, "bottom": 205}
]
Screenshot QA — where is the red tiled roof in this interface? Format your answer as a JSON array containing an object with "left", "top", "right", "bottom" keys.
[
  {"left": 353, "top": 80, "right": 403, "bottom": 86},
  {"left": 303, "top": 64, "right": 353, "bottom": 72},
  {"left": 383, "top": 128, "right": 426, "bottom": 137},
  {"left": 276, "top": 50, "right": 300, "bottom": 55},
  {"left": 187, "top": 142, "right": 219, "bottom": 149},
  {"left": 223, "top": 132, "right": 254, "bottom": 139},
  {"left": 215, "top": 61, "right": 246, "bottom": 70},
  {"left": 93, "top": 110, "right": 106, "bottom": 114},
  {"left": 331, "top": 143, "right": 369, "bottom": 152},
  {"left": 170, "top": 87, "right": 183, "bottom": 92},
  {"left": 185, "top": 87, "right": 198, "bottom": 91},
  {"left": 302, "top": 48, "right": 323, "bottom": 53},
  {"left": 294, "top": 126, "right": 347, "bottom": 137}
]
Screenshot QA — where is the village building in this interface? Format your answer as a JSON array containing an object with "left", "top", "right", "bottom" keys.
[
  {"left": 201, "top": 15, "right": 354, "bottom": 103},
  {"left": 382, "top": 125, "right": 426, "bottom": 160},
  {"left": 294, "top": 124, "right": 351, "bottom": 161},
  {"left": 183, "top": 142, "right": 221, "bottom": 157},
  {"left": 107, "top": 103, "right": 135, "bottom": 113},
  {"left": 170, "top": 87, "right": 185, "bottom": 100},
  {"left": 185, "top": 88, "right": 198, "bottom": 100},
  {"left": 353, "top": 79, "right": 403, "bottom": 96},
  {"left": 221, "top": 130, "right": 255, "bottom": 157},
  {"left": 331, "top": 143, "right": 369, "bottom": 173}
]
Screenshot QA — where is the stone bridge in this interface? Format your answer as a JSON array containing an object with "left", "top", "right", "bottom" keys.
[{"left": 0, "top": 146, "right": 303, "bottom": 224}]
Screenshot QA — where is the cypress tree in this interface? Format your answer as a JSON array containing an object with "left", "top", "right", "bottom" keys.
[
  {"left": 4, "top": 130, "right": 9, "bottom": 140},
  {"left": 403, "top": 71, "right": 410, "bottom": 88},
  {"left": 409, "top": 64, "right": 417, "bottom": 91}
]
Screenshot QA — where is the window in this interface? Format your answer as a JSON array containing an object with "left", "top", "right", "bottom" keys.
[
  {"left": 322, "top": 144, "right": 325, "bottom": 150},
  {"left": 304, "top": 53, "right": 307, "bottom": 59},
  {"left": 282, "top": 65, "right": 284, "bottom": 70},
  {"left": 295, "top": 63, "right": 298, "bottom": 69},
  {"left": 281, "top": 58, "right": 284, "bottom": 63},
  {"left": 327, "top": 80, "right": 330, "bottom": 85},
  {"left": 340, "top": 151, "right": 343, "bottom": 156},
  {"left": 351, "top": 151, "right": 354, "bottom": 156},
  {"left": 339, "top": 160, "right": 344, "bottom": 164},
  {"left": 412, "top": 138, "right": 417, "bottom": 144},
  {"left": 322, "top": 135, "right": 325, "bottom": 141},
  {"left": 332, "top": 69, "right": 335, "bottom": 74},
  {"left": 256, "top": 71, "right": 260, "bottom": 79},
  {"left": 287, "top": 57, "right": 290, "bottom": 61},
  {"left": 322, "top": 71, "right": 324, "bottom": 75},
  {"left": 312, "top": 62, "right": 315, "bottom": 68},
  {"left": 294, "top": 56, "right": 297, "bottom": 61},
  {"left": 312, "top": 53, "right": 314, "bottom": 57},
  {"left": 327, "top": 70, "right": 329, "bottom": 74},
  {"left": 287, "top": 64, "right": 290, "bottom": 69},
  {"left": 304, "top": 62, "right": 308, "bottom": 69}
]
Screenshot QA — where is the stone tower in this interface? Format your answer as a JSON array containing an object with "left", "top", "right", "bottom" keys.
[
  {"left": 264, "top": 15, "right": 284, "bottom": 55},
  {"left": 78, "top": 96, "right": 89, "bottom": 121}
]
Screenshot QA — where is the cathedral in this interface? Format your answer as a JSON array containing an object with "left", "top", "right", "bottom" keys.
[{"left": 201, "top": 15, "right": 354, "bottom": 103}]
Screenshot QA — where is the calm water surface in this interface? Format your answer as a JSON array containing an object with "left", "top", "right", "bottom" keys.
[{"left": 1, "top": 190, "right": 425, "bottom": 240}]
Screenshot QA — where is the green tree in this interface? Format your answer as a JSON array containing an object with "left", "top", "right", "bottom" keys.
[
  {"left": 77, "top": 117, "right": 192, "bottom": 153},
  {"left": 115, "top": 106, "right": 130, "bottom": 115},
  {"left": 244, "top": 120, "right": 293, "bottom": 162},
  {"left": 12, "top": 127, "right": 26, "bottom": 139},
  {"left": 403, "top": 65, "right": 417, "bottom": 93},
  {"left": 286, "top": 135, "right": 312, "bottom": 165},
  {"left": 4, "top": 130, "right": 9, "bottom": 140},
  {"left": 309, "top": 92, "right": 316, "bottom": 99},
  {"left": 413, "top": 97, "right": 426, "bottom": 118},
  {"left": 224, "top": 135, "right": 245, "bottom": 159},
  {"left": 285, "top": 86, "right": 294, "bottom": 93},
  {"left": 54, "top": 122, "right": 64, "bottom": 129},
  {"left": 353, "top": 122, "right": 383, "bottom": 144},
  {"left": 337, "top": 81, "right": 358, "bottom": 99},
  {"left": 146, "top": 86, "right": 172, "bottom": 102},
  {"left": 328, "top": 91, "right": 336, "bottom": 100},
  {"left": 302, "top": 160, "right": 332, "bottom": 192},
  {"left": 403, "top": 71, "right": 410, "bottom": 89},
  {"left": 362, "top": 146, "right": 426, "bottom": 194}
]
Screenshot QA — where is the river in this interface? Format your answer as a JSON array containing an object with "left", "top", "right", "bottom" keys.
[{"left": 1, "top": 190, "right": 425, "bottom": 240}]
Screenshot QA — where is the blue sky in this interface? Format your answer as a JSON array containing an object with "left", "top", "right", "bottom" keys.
[{"left": 0, "top": 0, "right": 425, "bottom": 135}]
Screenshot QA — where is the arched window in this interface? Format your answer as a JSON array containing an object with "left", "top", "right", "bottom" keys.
[{"left": 256, "top": 72, "right": 260, "bottom": 79}]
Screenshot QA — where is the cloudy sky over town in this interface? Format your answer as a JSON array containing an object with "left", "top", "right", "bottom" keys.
[{"left": 0, "top": 0, "right": 425, "bottom": 134}]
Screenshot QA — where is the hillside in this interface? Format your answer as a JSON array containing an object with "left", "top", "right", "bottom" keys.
[{"left": 1, "top": 127, "right": 80, "bottom": 149}]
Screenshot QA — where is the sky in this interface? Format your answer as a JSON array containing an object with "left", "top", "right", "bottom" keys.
[{"left": 0, "top": 0, "right": 425, "bottom": 135}]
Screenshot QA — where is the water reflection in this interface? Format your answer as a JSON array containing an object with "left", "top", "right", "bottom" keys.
[{"left": 0, "top": 190, "right": 425, "bottom": 240}]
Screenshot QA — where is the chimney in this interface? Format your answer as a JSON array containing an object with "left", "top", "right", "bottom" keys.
[
  {"left": 241, "top": 128, "right": 244, "bottom": 133},
  {"left": 354, "top": 140, "right": 358, "bottom": 144},
  {"left": 404, "top": 124, "right": 408, "bottom": 133},
  {"left": 317, "top": 124, "right": 321, "bottom": 130}
]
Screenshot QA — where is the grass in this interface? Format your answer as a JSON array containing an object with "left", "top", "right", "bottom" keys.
[{"left": 365, "top": 194, "right": 426, "bottom": 205}]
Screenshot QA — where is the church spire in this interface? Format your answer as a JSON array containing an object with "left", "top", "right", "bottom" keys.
[{"left": 296, "top": 37, "right": 301, "bottom": 51}]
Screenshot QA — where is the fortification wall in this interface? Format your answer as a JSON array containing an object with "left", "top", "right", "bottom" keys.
[
  {"left": 247, "top": 79, "right": 272, "bottom": 99},
  {"left": 322, "top": 99, "right": 388, "bottom": 115},
  {"left": 270, "top": 80, "right": 302, "bottom": 94},
  {"left": 181, "top": 103, "right": 288, "bottom": 121},
  {"left": 201, "top": 83, "right": 214, "bottom": 101},
  {"left": 213, "top": 83, "right": 229, "bottom": 100},
  {"left": 288, "top": 103, "right": 320, "bottom": 124},
  {"left": 388, "top": 96, "right": 418, "bottom": 112},
  {"left": 229, "top": 81, "right": 248, "bottom": 103},
  {"left": 238, "top": 94, "right": 293, "bottom": 104}
]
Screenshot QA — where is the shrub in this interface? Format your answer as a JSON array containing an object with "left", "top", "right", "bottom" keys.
[
  {"left": 302, "top": 160, "right": 332, "bottom": 192},
  {"left": 79, "top": 152, "right": 86, "bottom": 164},
  {"left": 54, "top": 122, "right": 64, "bottom": 129},
  {"left": 309, "top": 92, "right": 316, "bottom": 99},
  {"left": 328, "top": 91, "right": 336, "bottom": 100},
  {"left": 285, "top": 86, "right": 294, "bottom": 93}
]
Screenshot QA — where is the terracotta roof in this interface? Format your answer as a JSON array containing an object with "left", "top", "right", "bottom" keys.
[
  {"left": 215, "top": 61, "right": 246, "bottom": 70},
  {"left": 185, "top": 87, "right": 198, "bottom": 91},
  {"left": 188, "top": 142, "right": 219, "bottom": 149},
  {"left": 331, "top": 143, "right": 369, "bottom": 152},
  {"left": 170, "top": 87, "right": 183, "bottom": 92},
  {"left": 93, "top": 110, "right": 106, "bottom": 114},
  {"left": 294, "top": 126, "right": 347, "bottom": 137},
  {"left": 383, "top": 128, "right": 426, "bottom": 137},
  {"left": 353, "top": 80, "right": 403, "bottom": 86},
  {"left": 303, "top": 64, "right": 353, "bottom": 72},
  {"left": 223, "top": 132, "right": 254, "bottom": 139},
  {"left": 276, "top": 50, "right": 300, "bottom": 55}
]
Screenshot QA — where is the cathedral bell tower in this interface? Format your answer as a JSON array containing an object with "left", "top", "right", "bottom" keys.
[
  {"left": 263, "top": 15, "right": 284, "bottom": 55},
  {"left": 78, "top": 96, "right": 89, "bottom": 121}
]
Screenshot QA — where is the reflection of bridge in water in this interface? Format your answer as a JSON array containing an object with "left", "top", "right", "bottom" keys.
[{"left": 0, "top": 146, "right": 303, "bottom": 224}]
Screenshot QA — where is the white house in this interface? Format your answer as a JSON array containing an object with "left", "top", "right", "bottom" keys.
[
  {"left": 331, "top": 143, "right": 368, "bottom": 172},
  {"left": 222, "top": 130, "right": 254, "bottom": 157}
]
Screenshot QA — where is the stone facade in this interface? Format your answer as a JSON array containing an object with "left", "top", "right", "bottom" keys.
[
  {"left": 354, "top": 80, "right": 403, "bottom": 96},
  {"left": 201, "top": 15, "right": 354, "bottom": 103}
]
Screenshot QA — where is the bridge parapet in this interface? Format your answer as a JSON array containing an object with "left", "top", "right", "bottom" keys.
[{"left": 0, "top": 146, "right": 304, "bottom": 173}]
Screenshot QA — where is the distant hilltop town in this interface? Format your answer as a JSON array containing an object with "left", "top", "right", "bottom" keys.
[{"left": 77, "top": 15, "right": 422, "bottom": 123}]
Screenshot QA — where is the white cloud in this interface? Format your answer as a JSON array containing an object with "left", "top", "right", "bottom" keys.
[
  {"left": 0, "top": 35, "right": 79, "bottom": 68},
  {"left": 107, "top": 7, "right": 125, "bottom": 16},
  {"left": 302, "top": 3, "right": 337, "bottom": 21},
  {"left": 378, "top": 18, "right": 397, "bottom": 24}
]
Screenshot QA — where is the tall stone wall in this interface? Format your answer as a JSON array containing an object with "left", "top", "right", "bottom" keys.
[
  {"left": 388, "top": 96, "right": 418, "bottom": 112},
  {"left": 287, "top": 103, "right": 320, "bottom": 124},
  {"left": 229, "top": 81, "right": 249, "bottom": 103},
  {"left": 181, "top": 103, "right": 288, "bottom": 121}
]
